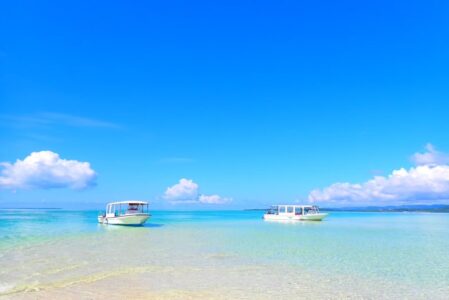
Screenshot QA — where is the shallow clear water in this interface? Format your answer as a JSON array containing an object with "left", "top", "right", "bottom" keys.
[{"left": 1, "top": 210, "right": 449, "bottom": 299}]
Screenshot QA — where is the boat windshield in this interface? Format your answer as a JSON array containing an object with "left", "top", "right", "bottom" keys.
[
  {"left": 126, "top": 203, "right": 148, "bottom": 214},
  {"left": 304, "top": 206, "right": 319, "bottom": 214},
  {"left": 128, "top": 204, "right": 139, "bottom": 211},
  {"left": 266, "top": 206, "right": 278, "bottom": 214}
]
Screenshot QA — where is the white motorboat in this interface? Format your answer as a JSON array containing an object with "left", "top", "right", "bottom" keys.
[
  {"left": 98, "top": 201, "right": 150, "bottom": 226},
  {"left": 263, "top": 205, "right": 327, "bottom": 221}
]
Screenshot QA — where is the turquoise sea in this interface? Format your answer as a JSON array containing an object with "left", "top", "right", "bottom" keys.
[{"left": 1, "top": 210, "right": 449, "bottom": 299}]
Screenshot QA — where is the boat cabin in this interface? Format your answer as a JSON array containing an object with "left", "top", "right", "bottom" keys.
[
  {"left": 266, "top": 205, "right": 321, "bottom": 216},
  {"left": 105, "top": 201, "right": 149, "bottom": 218}
]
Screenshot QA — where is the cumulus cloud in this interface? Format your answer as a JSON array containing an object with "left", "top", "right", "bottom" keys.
[
  {"left": 0, "top": 151, "right": 97, "bottom": 190},
  {"left": 164, "top": 178, "right": 231, "bottom": 204},
  {"left": 164, "top": 178, "right": 199, "bottom": 202},
  {"left": 198, "top": 194, "right": 231, "bottom": 204},
  {"left": 309, "top": 145, "right": 449, "bottom": 204},
  {"left": 412, "top": 144, "right": 449, "bottom": 166}
]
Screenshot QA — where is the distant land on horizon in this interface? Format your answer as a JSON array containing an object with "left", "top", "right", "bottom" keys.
[
  {"left": 2, "top": 205, "right": 449, "bottom": 213},
  {"left": 245, "top": 204, "right": 449, "bottom": 213}
]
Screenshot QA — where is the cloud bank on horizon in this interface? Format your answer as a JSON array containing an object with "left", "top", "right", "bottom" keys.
[
  {"left": 164, "top": 178, "right": 231, "bottom": 204},
  {"left": 0, "top": 151, "right": 97, "bottom": 190},
  {"left": 308, "top": 144, "right": 449, "bottom": 205},
  {"left": 0, "top": 151, "right": 230, "bottom": 205},
  {"left": 3, "top": 145, "right": 449, "bottom": 206}
]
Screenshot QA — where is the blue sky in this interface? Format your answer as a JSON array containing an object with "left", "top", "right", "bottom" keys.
[{"left": 1, "top": 0, "right": 449, "bottom": 209}]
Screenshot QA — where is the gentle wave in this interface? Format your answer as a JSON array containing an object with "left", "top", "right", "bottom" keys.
[{"left": 0, "top": 266, "right": 171, "bottom": 296}]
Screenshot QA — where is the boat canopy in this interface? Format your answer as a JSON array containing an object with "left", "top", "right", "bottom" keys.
[
  {"left": 107, "top": 200, "right": 149, "bottom": 205},
  {"left": 271, "top": 205, "right": 316, "bottom": 209},
  {"left": 267, "top": 205, "right": 321, "bottom": 215},
  {"left": 104, "top": 201, "right": 150, "bottom": 216}
]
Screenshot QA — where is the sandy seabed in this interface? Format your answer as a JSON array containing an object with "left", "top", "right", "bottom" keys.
[{"left": 2, "top": 212, "right": 449, "bottom": 300}]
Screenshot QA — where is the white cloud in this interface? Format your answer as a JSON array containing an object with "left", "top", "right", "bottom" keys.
[
  {"left": 199, "top": 194, "right": 231, "bottom": 204},
  {"left": 0, "top": 151, "right": 97, "bottom": 190},
  {"left": 164, "top": 178, "right": 231, "bottom": 204},
  {"left": 308, "top": 158, "right": 449, "bottom": 205},
  {"left": 412, "top": 143, "right": 449, "bottom": 166},
  {"left": 164, "top": 178, "right": 199, "bottom": 201},
  {"left": 0, "top": 112, "right": 120, "bottom": 129}
]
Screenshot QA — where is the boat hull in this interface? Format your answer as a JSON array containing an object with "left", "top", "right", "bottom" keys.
[
  {"left": 263, "top": 213, "right": 327, "bottom": 221},
  {"left": 299, "top": 213, "right": 328, "bottom": 221},
  {"left": 98, "top": 214, "right": 150, "bottom": 226}
]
